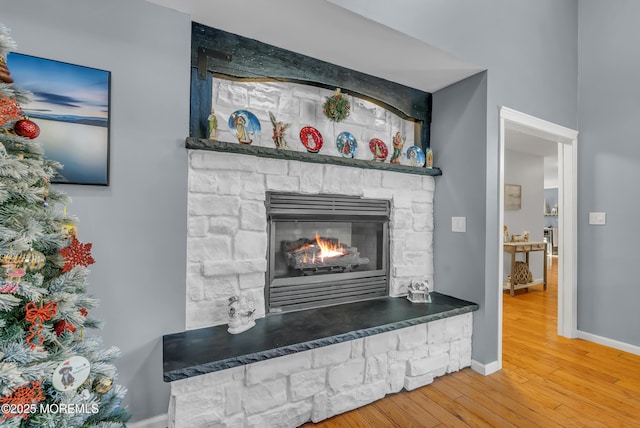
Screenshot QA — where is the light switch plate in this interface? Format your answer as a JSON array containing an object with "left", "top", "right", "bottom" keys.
[
  {"left": 452, "top": 216, "right": 466, "bottom": 232},
  {"left": 589, "top": 212, "right": 606, "bottom": 225}
]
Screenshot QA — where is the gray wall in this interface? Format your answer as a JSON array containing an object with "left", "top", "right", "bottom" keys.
[
  {"left": 504, "top": 150, "right": 545, "bottom": 280},
  {"left": 578, "top": 0, "right": 640, "bottom": 345},
  {"left": 431, "top": 72, "right": 490, "bottom": 358},
  {"left": 1, "top": 0, "right": 190, "bottom": 421},
  {"left": 332, "top": 0, "right": 580, "bottom": 365}
]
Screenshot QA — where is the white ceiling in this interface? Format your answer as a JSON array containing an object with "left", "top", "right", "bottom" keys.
[{"left": 144, "top": 0, "right": 483, "bottom": 93}]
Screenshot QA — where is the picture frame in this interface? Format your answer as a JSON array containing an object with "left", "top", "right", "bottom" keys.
[
  {"left": 7, "top": 53, "right": 111, "bottom": 185},
  {"left": 504, "top": 184, "right": 522, "bottom": 210}
]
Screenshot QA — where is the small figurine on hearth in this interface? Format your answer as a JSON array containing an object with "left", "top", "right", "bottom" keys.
[
  {"left": 269, "top": 111, "right": 290, "bottom": 149},
  {"left": 227, "top": 295, "right": 256, "bottom": 334},
  {"left": 390, "top": 131, "right": 404, "bottom": 164}
]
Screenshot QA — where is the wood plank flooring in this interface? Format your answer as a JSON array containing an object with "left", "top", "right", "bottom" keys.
[{"left": 302, "top": 257, "right": 640, "bottom": 427}]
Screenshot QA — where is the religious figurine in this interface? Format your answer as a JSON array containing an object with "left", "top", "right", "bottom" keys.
[
  {"left": 390, "top": 131, "right": 404, "bottom": 164},
  {"left": 230, "top": 112, "right": 252, "bottom": 144},
  {"left": 408, "top": 147, "right": 417, "bottom": 167},
  {"left": 208, "top": 109, "right": 218, "bottom": 140},
  {"left": 227, "top": 295, "right": 256, "bottom": 334},
  {"left": 342, "top": 139, "right": 352, "bottom": 156},
  {"left": 269, "top": 112, "right": 290, "bottom": 149}
]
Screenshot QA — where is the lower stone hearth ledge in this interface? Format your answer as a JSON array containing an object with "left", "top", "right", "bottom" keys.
[{"left": 163, "top": 292, "right": 478, "bottom": 428}]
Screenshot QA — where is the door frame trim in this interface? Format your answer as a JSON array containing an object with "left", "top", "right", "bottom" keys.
[{"left": 498, "top": 107, "right": 578, "bottom": 368}]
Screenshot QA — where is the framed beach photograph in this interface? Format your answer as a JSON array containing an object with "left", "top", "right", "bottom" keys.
[
  {"left": 504, "top": 184, "right": 522, "bottom": 210},
  {"left": 7, "top": 53, "right": 110, "bottom": 185}
]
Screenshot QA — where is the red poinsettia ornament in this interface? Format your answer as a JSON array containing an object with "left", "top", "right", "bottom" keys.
[
  {"left": 13, "top": 117, "right": 40, "bottom": 139},
  {"left": 59, "top": 237, "right": 95, "bottom": 272}
]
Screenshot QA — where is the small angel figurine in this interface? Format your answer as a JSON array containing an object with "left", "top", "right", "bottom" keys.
[{"left": 269, "top": 112, "right": 290, "bottom": 149}]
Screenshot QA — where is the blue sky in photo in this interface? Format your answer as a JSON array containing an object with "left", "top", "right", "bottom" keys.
[{"left": 7, "top": 53, "right": 109, "bottom": 123}]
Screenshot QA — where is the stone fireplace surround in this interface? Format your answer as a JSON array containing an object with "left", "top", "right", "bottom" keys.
[
  {"left": 161, "top": 148, "right": 479, "bottom": 427},
  {"left": 185, "top": 150, "right": 435, "bottom": 329}
]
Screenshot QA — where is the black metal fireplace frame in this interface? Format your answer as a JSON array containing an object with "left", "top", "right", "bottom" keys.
[{"left": 266, "top": 192, "right": 390, "bottom": 313}]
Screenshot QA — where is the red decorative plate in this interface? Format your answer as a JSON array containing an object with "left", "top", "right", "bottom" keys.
[
  {"left": 369, "top": 138, "right": 388, "bottom": 162},
  {"left": 299, "top": 126, "right": 323, "bottom": 153}
]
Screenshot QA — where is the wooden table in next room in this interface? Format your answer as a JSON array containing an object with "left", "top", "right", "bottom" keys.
[{"left": 503, "top": 241, "right": 547, "bottom": 296}]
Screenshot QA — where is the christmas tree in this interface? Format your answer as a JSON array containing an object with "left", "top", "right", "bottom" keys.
[{"left": 0, "top": 25, "right": 129, "bottom": 427}]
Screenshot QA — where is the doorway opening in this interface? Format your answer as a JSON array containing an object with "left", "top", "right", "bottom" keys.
[{"left": 498, "top": 107, "right": 578, "bottom": 369}]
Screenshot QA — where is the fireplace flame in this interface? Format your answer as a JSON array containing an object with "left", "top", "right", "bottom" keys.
[{"left": 315, "top": 233, "right": 346, "bottom": 261}]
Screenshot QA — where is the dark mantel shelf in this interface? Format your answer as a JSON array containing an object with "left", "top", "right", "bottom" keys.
[
  {"left": 186, "top": 138, "right": 443, "bottom": 177},
  {"left": 163, "top": 292, "right": 478, "bottom": 382}
]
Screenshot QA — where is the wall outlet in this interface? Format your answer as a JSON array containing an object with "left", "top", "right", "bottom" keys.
[
  {"left": 452, "top": 217, "right": 466, "bottom": 232},
  {"left": 589, "top": 212, "right": 606, "bottom": 225}
]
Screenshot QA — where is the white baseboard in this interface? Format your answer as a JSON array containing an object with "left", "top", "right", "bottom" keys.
[
  {"left": 470, "top": 359, "right": 500, "bottom": 376},
  {"left": 127, "top": 414, "right": 167, "bottom": 428},
  {"left": 577, "top": 330, "right": 640, "bottom": 356}
]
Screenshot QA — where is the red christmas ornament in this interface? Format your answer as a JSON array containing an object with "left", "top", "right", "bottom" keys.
[
  {"left": 80, "top": 307, "right": 88, "bottom": 317},
  {"left": 13, "top": 117, "right": 40, "bottom": 139},
  {"left": 53, "top": 319, "right": 77, "bottom": 336},
  {"left": 59, "top": 237, "right": 95, "bottom": 273}
]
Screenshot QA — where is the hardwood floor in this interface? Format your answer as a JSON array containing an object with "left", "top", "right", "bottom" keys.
[{"left": 302, "top": 256, "right": 640, "bottom": 427}]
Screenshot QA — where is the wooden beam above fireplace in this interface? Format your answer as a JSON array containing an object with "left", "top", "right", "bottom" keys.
[{"left": 190, "top": 22, "right": 432, "bottom": 151}]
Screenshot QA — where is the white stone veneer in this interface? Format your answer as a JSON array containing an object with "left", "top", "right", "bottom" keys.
[
  {"left": 186, "top": 150, "right": 435, "bottom": 329},
  {"left": 212, "top": 78, "right": 416, "bottom": 162},
  {"left": 168, "top": 312, "right": 472, "bottom": 428}
]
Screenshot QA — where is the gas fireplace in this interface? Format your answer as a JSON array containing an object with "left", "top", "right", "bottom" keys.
[{"left": 266, "top": 192, "right": 390, "bottom": 313}]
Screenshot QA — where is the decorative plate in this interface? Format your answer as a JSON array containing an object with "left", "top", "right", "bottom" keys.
[
  {"left": 336, "top": 132, "right": 357, "bottom": 159},
  {"left": 406, "top": 146, "right": 426, "bottom": 167},
  {"left": 369, "top": 138, "right": 388, "bottom": 162},
  {"left": 228, "top": 110, "right": 261, "bottom": 145},
  {"left": 299, "top": 126, "right": 323, "bottom": 153}
]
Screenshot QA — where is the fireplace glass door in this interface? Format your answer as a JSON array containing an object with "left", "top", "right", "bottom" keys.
[{"left": 266, "top": 193, "right": 389, "bottom": 313}]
